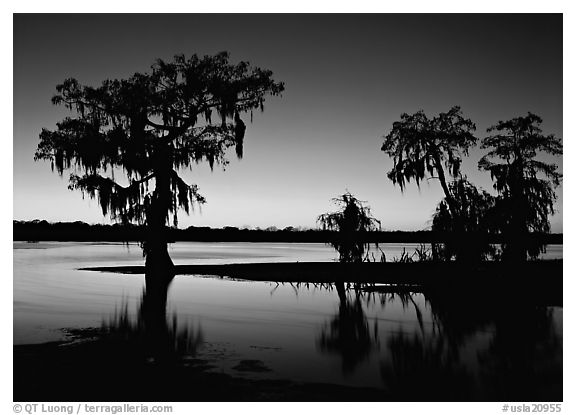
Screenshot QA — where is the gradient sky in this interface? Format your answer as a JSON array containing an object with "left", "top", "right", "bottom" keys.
[{"left": 13, "top": 14, "right": 563, "bottom": 231}]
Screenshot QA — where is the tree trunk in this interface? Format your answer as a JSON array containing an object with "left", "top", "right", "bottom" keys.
[
  {"left": 143, "top": 145, "right": 175, "bottom": 360},
  {"left": 505, "top": 161, "right": 528, "bottom": 263},
  {"left": 145, "top": 239, "right": 174, "bottom": 276},
  {"left": 433, "top": 154, "right": 468, "bottom": 262},
  {"left": 145, "top": 143, "right": 175, "bottom": 277},
  {"left": 433, "top": 154, "right": 458, "bottom": 217},
  {"left": 506, "top": 203, "right": 528, "bottom": 262}
]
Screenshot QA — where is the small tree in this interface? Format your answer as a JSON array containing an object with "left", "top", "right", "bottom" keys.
[
  {"left": 381, "top": 106, "right": 477, "bottom": 218},
  {"left": 479, "top": 113, "right": 562, "bottom": 261},
  {"left": 35, "top": 52, "right": 284, "bottom": 274},
  {"left": 317, "top": 192, "right": 381, "bottom": 263}
]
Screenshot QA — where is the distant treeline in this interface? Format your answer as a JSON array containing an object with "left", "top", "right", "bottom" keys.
[{"left": 13, "top": 220, "right": 563, "bottom": 245}]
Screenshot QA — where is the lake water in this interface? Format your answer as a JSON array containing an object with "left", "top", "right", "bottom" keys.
[{"left": 13, "top": 241, "right": 563, "bottom": 398}]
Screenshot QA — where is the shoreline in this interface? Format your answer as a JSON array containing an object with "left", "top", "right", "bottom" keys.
[
  {"left": 81, "top": 260, "right": 563, "bottom": 304},
  {"left": 81, "top": 259, "right": 563, "bottom": 278}
]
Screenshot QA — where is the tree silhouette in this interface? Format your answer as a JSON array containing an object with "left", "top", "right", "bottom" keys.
[
  {"left": 432, "top": 178, "right": 497, "bottom": 262},
  {"left": 479, "top": 113, "right": 562, "bottom": 261},
  {"left": 35, "top": 52, "right": 284, "bottom": 273},
  {"left": 381, "top": 106, "right": 477, "bottom": 218},
  {"left": 317, "top": 192, "right": 381, "bottom": 263}
]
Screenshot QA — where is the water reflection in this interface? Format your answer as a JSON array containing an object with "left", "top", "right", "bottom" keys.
[
  {"left": 477, "top": 305, "right": 562, "bottom": 401},
  {"left": 313, "top": 282, "right": 561, "bottom": 400},
  {"left": 381, "top": 329, "right": 472, "bottom": 400},
  {"left": 373, "top": 288, "right": 475, "bottom": 400},
  {"left": 317, "top": 282, "right": 379, "bottom": 375},
  {"left": 102, "top": 269, "right": 204, "bottom": 364}
]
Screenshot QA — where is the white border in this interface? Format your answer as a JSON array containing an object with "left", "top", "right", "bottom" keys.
[{"left": 5, "top": 3, "right": 573, "bottom": 414}]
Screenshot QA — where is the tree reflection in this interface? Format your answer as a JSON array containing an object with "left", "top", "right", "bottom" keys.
[
  {"left": 477, "top": 305, "right": 562, "bottom": 401},
  {"left": 377, "top": 286, "right": 562, "bottom": 401},
  {"left": 317, "top": 284, "right": 379, "bottom": 375},
  {"left": 380, "top": 329, "right": 471, "bottom": 400},
  {"left": 103, "top": 268, "right": 203, "bottom": 364}
]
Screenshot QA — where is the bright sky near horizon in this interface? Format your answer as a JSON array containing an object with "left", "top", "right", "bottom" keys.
[{"left": 13, "top": 14, "right": 563, "bottom": 232}]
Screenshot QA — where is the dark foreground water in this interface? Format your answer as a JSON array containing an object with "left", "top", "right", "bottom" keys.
[{"left": 13, "top": 242, "right": 563, "bottom": 400}]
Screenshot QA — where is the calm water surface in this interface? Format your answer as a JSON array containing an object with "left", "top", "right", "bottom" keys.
[{"left": 13, "top": 241, "right": 563, "bottom": 393}]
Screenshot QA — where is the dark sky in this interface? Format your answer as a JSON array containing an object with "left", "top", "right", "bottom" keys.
[{"left": 13, "top": 14, "right": 563, "bottom": 231}]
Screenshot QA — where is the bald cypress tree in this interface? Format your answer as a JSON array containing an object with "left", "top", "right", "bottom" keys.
[
  {"left": 35, "top": 52, "right": 284, "bottom": 274},
  {"left": 479, "top": 113, "right": 562, "bottom": 261},
  {"left": 381, "top": 107, "right": 478, "bottom": 261}
]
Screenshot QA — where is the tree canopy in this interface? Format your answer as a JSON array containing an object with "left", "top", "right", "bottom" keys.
[
  {"left": 381, "top": 106, "right": 477, "bottom": 216},
  {"left": 35, "top": 52, "right": 284, "bottom": 231},
  {"left": 479, "top": 113, "right": 562, "bottom": 260}
]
